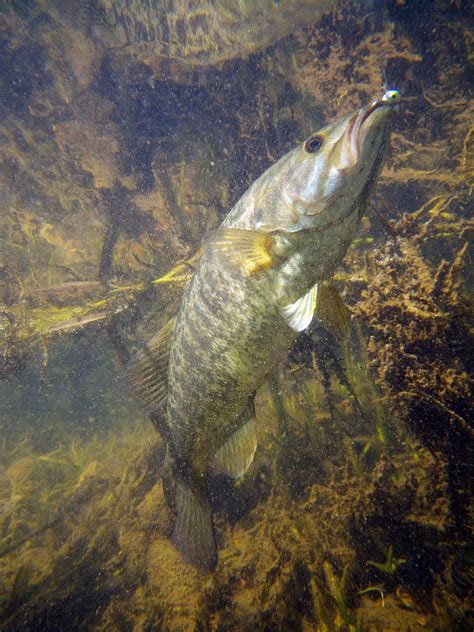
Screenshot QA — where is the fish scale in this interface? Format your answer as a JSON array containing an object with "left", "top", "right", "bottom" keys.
[{"left": 168, "top": 255, "right": 281, "bottom": 438}]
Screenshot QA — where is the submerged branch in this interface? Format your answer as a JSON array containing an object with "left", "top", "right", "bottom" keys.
[
  {"left": 1, "top": 253, "right": 200, "bottom": 370},
  {"left": 398, "top": 390, "right": 474, "bottom": 439}
]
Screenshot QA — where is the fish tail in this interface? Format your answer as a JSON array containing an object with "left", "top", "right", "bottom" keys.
[{"left": 173, "top": 479, "right": 217, "bottom": 571}]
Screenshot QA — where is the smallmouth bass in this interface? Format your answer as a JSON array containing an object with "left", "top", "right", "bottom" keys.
[{"left": 128, "top": 89, "right": 401, "bottom": 570}]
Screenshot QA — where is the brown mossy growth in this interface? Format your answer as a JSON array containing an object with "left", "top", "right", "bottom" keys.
[
  {"left": 351, "top": 211, "right": 472, "bottom": 448},
  {"left": 348, "top": 201, "right": 473, "bottom": 547},
  {"left": 202, "top": 445, "right": 447, "bottom": 631},
  {"left": 294, "top": 6, "right": 422, "bottom": 121}
]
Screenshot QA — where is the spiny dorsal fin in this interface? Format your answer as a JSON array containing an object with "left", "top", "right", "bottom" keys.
[
  {"left": 207, "top": 228, "right": 275, "bottom": 274},
  {"left": 126, "top": 317, "right": 176, "bottom": 414},
  {"left": 212, "top": 417, "right": 257, "bottom": 479},
  {"left": 281, "top": 284, "right": 318, "bottom": 332}
]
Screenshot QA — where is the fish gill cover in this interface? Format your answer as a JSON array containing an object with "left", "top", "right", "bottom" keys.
[{"left": 0, "top": 0, "right": 472, "bottom": 630}]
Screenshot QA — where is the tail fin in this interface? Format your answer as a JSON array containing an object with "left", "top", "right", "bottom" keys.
[{"left": 173, "top": 480, "right": 217, "bottom": 571}]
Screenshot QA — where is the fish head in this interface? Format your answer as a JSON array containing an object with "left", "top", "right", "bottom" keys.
[
  {"left": 326, "top": 89, "right": 400, "bottom": 177},
  {"left": 261, "top": 90, "right": 401, "bottom": 231}
]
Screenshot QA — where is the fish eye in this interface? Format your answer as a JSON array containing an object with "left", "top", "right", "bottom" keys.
[{"left": 304, "top": 134, "right": 324, "bottom": 153}]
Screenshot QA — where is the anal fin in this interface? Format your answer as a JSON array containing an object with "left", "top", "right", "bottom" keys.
[{"left": 212, "top": 417, "right": 257, "bottom": 479}]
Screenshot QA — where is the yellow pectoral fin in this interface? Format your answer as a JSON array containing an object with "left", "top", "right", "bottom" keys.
[{"left": 207, "top": 228, "right": 276, "bottom": 274}]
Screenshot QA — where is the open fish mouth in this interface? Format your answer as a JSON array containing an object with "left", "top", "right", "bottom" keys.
[{"left": 342, "top": 89, "right": 401, "bottom": 169}]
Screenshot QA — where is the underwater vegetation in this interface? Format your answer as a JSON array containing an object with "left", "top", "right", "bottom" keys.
[{"left": 0, "top": 0, "right": 473, "bottom": 630}]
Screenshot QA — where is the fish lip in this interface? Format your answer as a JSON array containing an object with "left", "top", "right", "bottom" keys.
[
  {"left": 359, "top": 98, "right": 384, "bottom": 129},
  {"left": 333, "top": 90, "right": 400, "bottom": 171},
  {"left": 347, "top": 96, "right": 397, "bottom": 162},
  {"left": 349, "top": 99, "right": 383, "bottom": 152},
  {"left": 346, "top": 112, "right": 358, "bottom": 143}
]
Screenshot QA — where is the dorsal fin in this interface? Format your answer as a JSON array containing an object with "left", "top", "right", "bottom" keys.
[{"left": 126, "top": 317, "right": 176, "bottom": 414}]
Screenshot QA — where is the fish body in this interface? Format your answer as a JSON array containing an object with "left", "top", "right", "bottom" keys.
[{"left": 128, "top": 90, "right": 400, "bottom": 569}]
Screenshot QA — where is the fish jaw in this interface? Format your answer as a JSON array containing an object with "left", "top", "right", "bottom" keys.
[{"left": 332, "top": 89, "right": 401, "bottom": 172}]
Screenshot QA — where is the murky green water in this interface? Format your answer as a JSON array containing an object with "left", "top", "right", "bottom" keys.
[{"left": 0, "top": 1, "right": 472, "bottom": 629}]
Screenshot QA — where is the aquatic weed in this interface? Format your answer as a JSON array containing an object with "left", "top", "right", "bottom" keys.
[
  {"left": 367, "top": 544, "right": 407, "bottom": 577},
  {"left": 321, "top": 561, "right": 364, "bottom": 632}
]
